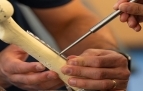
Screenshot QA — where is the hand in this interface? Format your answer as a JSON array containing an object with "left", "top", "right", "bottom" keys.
[
  {"left": 113, "top": 0, "right": 143, "bottom": 32},
  {"left": 0, "top": 44, "right": 64, "bottom": 90},
  {"left": 61, "top": 49, "right": 130, "bottom": 91}
]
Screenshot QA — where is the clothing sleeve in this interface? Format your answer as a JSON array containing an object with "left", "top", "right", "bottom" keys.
[{"left": 17, "top": 0, "right": 72, "bottom": 8}]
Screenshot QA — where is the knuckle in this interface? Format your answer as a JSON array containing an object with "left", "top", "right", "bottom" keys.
[
  {"left": 124, "top": 70, "right": 131, "bottom": 79},
  {"left": 80, "top": 58, "right": 86, "bottom": 66},
  {"left": 118, "top": 69, "right": 130, "bottom": 79}
]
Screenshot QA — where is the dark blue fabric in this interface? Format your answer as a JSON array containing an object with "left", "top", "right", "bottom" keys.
[
  {"left": 2, "top": 0, "right": 71, "bottom": 90},
  {"left": 17, "top": 0, "right": 72, "bottom": 8}
]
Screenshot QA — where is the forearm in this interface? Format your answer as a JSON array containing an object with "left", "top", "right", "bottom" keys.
[{"left": 32, "top": 0, "right": 118, "bottom": 56}]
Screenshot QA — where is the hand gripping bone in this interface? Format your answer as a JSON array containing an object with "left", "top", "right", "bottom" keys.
[{"left": 0, "top": 0, "right": 84, "bottom": 91}]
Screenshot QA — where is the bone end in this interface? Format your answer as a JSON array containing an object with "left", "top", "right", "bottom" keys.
[{"left": 0, "top": 0, "right": 14, "bottom": 22}]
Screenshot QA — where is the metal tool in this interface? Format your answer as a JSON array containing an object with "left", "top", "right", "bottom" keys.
[{"left": 60, "top": 0, "right": 137, "bottom": 55}]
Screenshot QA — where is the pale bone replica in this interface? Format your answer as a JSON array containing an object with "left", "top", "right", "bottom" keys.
[{"left": 0, "top": 0, "right": 85, "bottom": 91}]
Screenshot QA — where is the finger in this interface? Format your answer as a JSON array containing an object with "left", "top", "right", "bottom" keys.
[
  {"left": 119, "top": 3, "right": 143, "bottom": 15},
  {"left": 125, "top": 15, "right": 141, "bottom": 31},
  {"left": 68, "top": 78, "right": 128, "bottom": 90},
  {"left": 62, "top": 66, "right": 130, "bottom": 80},
  {"left": 113, "top": 0, "right": 128, "bottom": 10},
  {"left": 9, "top": 71, "right": 59, "bottom": 85},
  {"left": 120, "top": 13, "right": 129, "bottom": 22},
  {"left": 4, "top": 44, "right": 29, "bottom": 61},
  {"left": 15, "top": 78, "right": 63, "bottom": 90},
  {"left": 36, "top": 80, "right": 64, "bottom": 90},
  {"left": 67, "top": 54, "right": 128, "bottom": 68},
  {"left": 2, "top": 60, "right": 46, "bottom": 74},
  {"left": 127, "top": 15, "right": 138, "bottom": 28},
  {"left": 79, "top": 49, "right": 115, "bottom": 56},
  {"left": 133, "top": 24, "right": 142, "bottom": 32}
]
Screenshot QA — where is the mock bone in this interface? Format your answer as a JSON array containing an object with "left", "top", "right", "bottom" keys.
[
  {"left": 0, "top": 0, "right": 82, "bottom": 91},
  {"left": 0, "top": 0, "right": 14, "bottom": 22}
]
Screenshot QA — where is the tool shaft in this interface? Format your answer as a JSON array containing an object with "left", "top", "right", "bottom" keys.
[{"left": 60, "top": 0, "right": 137, "bottom": 55}]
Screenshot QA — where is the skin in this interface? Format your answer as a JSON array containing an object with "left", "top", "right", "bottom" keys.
[
  {"left": 62, "top": 49, "right": 129, "bottom": 90},
  {"left": 113, "top": 0, "right": 143, "bottom": 32},
  {"left": 0, "top": 44, "right": 64, "bottom": 90},
  {"left": 0, "top": 0, "right": 130, "bottom": 91}
]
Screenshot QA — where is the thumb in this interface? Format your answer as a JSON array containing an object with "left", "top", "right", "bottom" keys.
[
  {"left": 119, "top": 3, "right": 143, "bottom": 15},
  {"left": 5, "top": 44, "right": 29, "bottom": 61}
]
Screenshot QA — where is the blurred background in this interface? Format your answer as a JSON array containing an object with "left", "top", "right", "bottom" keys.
[{"left": 16, "top": 0, "right": 143, "bottom": 91}]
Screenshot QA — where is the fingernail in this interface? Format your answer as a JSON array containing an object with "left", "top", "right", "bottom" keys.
[
  {"left": 69, "top": 79, "right": 76, "bottom": 86},
  {"left": 36, "top": 64, "right": 45, "bottom": 71},
  {"left": 47, "top": 75, "right": 56, "bottom": 80},
  {"left": 68, "top": 60, "right": 78, "bottom": 66},
  {"left": 62, "top": 67, "right": 72, "bottom": 75}
]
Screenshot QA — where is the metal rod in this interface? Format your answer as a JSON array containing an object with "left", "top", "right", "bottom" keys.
[{"left": 60, "top": 0, "right": 137, "bottom": 55}]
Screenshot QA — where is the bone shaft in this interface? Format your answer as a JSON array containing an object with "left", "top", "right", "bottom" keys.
[{"left": 0, "top": 18, "right": 80, "bottom": 91}]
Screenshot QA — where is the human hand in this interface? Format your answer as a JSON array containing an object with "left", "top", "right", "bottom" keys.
[
  {"left": 113, "top": 0, "right": 143, "bottom": 32},
  {"left": 61, "top": 49, "right": 130, "bottom": 91},
  {"left": 0, "top": 44, "right": 64, "bottom": 90}
]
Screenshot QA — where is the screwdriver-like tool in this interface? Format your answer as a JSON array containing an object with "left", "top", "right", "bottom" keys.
[{"left": 60, "top": 0, "right": 137, "bottom": 55}]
